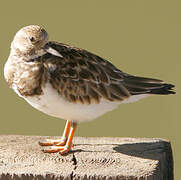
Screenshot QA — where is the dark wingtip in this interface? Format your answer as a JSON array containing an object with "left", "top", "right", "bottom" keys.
[{"left": 150, "top": 83, "right": 176, "bottom": 95}]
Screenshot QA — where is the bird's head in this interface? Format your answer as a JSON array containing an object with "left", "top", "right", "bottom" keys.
[{"left": 11, "top": 25, "right": 49, "bottom": 58}]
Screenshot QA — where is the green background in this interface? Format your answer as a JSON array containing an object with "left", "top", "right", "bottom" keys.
[{"left": 0, "top": 0, "right": 180, "bottom": 178}]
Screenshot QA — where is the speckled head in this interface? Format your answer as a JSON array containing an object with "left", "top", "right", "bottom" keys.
[{"left": 11, "top": 25, "right": 48, "bottom": 54}]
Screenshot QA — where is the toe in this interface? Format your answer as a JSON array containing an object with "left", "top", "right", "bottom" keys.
[
  {"left": 39, "top": 141, "right": 54, "bottom": 146},
  {"left": 42, "top": 146, "right": 64, "bottom": 153},
  {"left": 41, "top": 145, "right": 71, "bottom": 154},
  {"left": 55, "top": 140, "right": 66, "bottom": 146},
  {"left": 39, "top": 139, "right": 65, "bottom": 146}
]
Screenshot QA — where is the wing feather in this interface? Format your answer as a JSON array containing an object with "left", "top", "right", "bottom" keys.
[
  {"left": 41, "top": 41, "right": 174, "bottom": 104},
  {"left": 42, "top": 42, "right": 130, "bottom": 103}
]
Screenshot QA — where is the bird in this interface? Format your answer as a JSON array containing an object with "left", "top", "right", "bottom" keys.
[{"left": 4, "top": 25, "right": 175, "bottom": 155}]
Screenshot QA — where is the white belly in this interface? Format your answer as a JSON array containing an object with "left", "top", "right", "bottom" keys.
[
  {"left": 24, "top": 83, "right": 120, "bottom": 122},
  {"left": 24, "top": 83, "right": 148, "bottom": 123}
]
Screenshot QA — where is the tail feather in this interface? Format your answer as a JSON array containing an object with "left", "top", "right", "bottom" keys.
[{"left": 123, "top": 75, "right": 175, "bottom": 95}]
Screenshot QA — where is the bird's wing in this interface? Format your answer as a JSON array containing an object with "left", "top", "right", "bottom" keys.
[
  {"left": 42, "top": 41, "right": 131, "bottom": 104},
  {"left": 42, "top": 41, "right": 174, "bottom": 104}
]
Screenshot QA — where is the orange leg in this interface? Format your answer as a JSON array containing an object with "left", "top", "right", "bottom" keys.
[
  {"left": 43, "top": 122, "right": 77, "bottom": 155},
  {"left": 39, "top": 120, "right": 71, "bottom": 146}
]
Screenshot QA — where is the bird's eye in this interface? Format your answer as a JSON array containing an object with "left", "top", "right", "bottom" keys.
[{"left": 30, "top": 37, "right": 35, "bottom": 42}]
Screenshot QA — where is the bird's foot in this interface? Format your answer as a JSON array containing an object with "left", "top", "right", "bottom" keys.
[
  {"left": 42, "top": 145, "right": 71, "bottom": 155},
  {"left": 39, "top": 137, "right": 66, "bottom": 146}
]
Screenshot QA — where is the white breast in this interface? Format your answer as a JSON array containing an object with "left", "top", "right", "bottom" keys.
[{"left": 24, "top": 83, "right": 149, "bottom": 123}]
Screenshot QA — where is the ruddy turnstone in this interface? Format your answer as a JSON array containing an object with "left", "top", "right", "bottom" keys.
[{"left": 4, "top": 25, "right": 175, "bottom": 155}]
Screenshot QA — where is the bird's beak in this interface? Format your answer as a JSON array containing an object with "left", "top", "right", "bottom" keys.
[{"left": 44, "top": 43, "right": 63, "bottom": 58}]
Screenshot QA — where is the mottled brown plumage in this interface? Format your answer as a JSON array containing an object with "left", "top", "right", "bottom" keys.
[
  {"left": 38, "top": 41, "right": 131, "bottom": 104},
  {"left": 24, "top": 41, "right": 173, "bottom": 104},
  {"left": 4, "top": 54, "right": 45, "bottom": 97}
]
